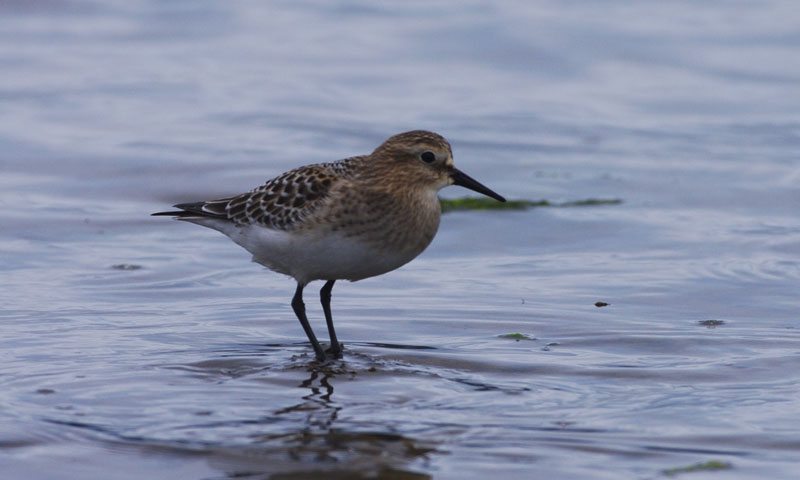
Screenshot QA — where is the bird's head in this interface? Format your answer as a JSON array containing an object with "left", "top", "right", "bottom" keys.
[{"left": 370, "top": 130, "right": 505, "bottom": 202}]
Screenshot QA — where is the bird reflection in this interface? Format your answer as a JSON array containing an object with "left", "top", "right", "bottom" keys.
[
  {"left": 251, "top": 361, "right": 436, "bottom": 478},
  {"left": 273, "top": 364, "right": 341, "bottom": 462}
]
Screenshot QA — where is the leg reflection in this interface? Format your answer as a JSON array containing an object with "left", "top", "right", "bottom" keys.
[{"left": 266, "top": 363, "right": 438, "bottom": 475}]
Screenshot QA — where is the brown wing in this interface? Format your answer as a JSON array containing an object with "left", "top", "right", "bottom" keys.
[{"left": 153, "top": 162, "right": 348, "bottom": 231}]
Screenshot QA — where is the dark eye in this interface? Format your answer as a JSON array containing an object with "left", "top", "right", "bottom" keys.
[{"left": 420, "top": 151, "right": 436, "bottom": 163}]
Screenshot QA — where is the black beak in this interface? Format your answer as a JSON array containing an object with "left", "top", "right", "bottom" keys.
[{"left": 450, "top": 167, "right": 506, "bottom": 202}]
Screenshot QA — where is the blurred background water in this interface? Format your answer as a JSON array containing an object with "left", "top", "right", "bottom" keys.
[{"left": 1, "top": 1, "right": 799, "bottom": 479}]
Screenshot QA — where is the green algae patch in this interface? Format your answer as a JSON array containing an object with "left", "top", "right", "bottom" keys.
[
  {"left": 662, "top": 460, "right": 732, "bottom": 477},
  {"left": 440, "top": 197, "right": 622, "bottom": 213},
  {"left": 498, "top": 333, "right": 536, "bottom": 342},
  {"left": 562, "top": 198, "right": 623, "bottom": 207},
  {"left": 441, "top": 197, "right": 546, "bottom": 212},
  {"left": 699, "top": 319, "right": 725, "bottom": 328}
]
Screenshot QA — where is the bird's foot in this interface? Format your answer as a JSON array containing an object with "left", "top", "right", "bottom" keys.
[
  {"left": 325, "top": 342, "right": 344, "bottom": 358},
  {"left": 312, "top": 351, "right": 327, "bottom": 362}
]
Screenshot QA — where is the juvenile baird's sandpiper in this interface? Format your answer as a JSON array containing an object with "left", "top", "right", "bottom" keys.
[{"left": 153, "top": 130, "right": 505, "bottom": 361}]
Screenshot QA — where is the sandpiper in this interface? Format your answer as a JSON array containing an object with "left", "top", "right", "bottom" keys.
[{"left": 153, "top": 130, "right": 505, "bottom": 360}]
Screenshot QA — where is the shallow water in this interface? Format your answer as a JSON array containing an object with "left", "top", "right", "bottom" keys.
[{"left": 2, "top": 1, "right": 800, "bottom": 479}]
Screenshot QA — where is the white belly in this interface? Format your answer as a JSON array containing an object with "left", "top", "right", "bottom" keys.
[{"left": 189, "top": 219, "right": 422, "bottom": 284}]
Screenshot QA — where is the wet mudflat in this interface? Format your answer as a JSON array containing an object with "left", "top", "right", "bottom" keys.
[{"left": 1, "top": 1, "right": 799, "bottom": 479}]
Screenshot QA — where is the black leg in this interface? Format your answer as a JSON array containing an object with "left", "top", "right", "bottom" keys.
[
  {"left": 320, "top": 280, "right": 342, "bottom": 357},
  {"left": 291, "top": 282, "right": 326, "bottom": 361}
]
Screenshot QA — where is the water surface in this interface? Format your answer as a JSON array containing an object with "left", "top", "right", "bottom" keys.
[{"left": 1, "top": 1, "right": 799, "bottom": 479}]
